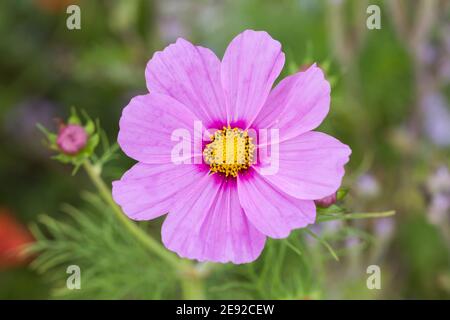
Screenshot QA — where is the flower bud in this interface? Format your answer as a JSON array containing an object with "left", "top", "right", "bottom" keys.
[
  {"left": 56, "top": 124, "right": 88, "bottom": 155},
  {"left": 314, "top": 193, "right": 337, "bottom": 208}
]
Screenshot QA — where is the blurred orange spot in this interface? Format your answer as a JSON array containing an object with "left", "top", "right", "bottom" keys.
[
  {"left": 35, "top": 0, "right": 78, "bottom": 14},
  {"left": 0, "top": 208, "right": 34, "bottom": 270}
]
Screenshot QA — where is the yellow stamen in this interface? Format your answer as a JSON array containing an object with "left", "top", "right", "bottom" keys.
[{"left": 203, "top": 127, "right": 255, "bottom": 177}]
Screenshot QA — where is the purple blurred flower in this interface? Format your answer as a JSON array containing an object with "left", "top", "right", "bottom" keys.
[
  {"left": 4, "top": 99, "right": 58, "bottom": 157},
  {"left": 427, "top": 166, "right": 450, "bottom": 194},
  {"left": 356, "top": 173, "right": 380, "bottom": 198},
  {"left": 423, "top": 92, "right": 450, "bottom": 147},
  {"left": 374, "top": 218, "right": 395, "bottom": 240},
  {"left": 426, "top": 166, "right": 450, "bottom": 225},
  {"left": 345, "top": 236, "right": 360, "bottom": 249},
  {"left": 323, "top": 220, "right": 343, "bottom": 234},
  {"left": 157, "top": 0, "right": 191, "bottom": 42},
  {"left": 429, "top": 193, "right": 450, "bottom": 225}
]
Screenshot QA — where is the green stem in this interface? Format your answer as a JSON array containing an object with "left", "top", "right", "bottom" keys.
[
  {"left": 317, "top": 210, "right": 396, "bottom": 222},
  {"left": 82, "top": 160, "right": 205, "bottom": 299},
  {"left": 82, "top": 160, "right": 180, "bottom": 268},
  {"left": 304, "top": 229, "right": 339, "bottom": 261},
  {"left": 180, "top": 271, "right": 206, "bottom": 300}
]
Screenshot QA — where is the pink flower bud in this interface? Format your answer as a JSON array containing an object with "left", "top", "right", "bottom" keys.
[
  {"left": 314, "top": 193, "right": 337, "bottom": 208},
  {"left": 56, "top": 124, "right": 88, "bottom": 154}
]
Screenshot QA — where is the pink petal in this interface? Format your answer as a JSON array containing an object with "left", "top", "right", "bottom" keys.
[
  {"left": 237, "top": 170, "right": 316, "bottom": 238},
  {"left": 162, "top": 176, "right": 266, "bottom": 264},
  {"left": 256, "top": 131, "right": 351, "bottom": 200},
  {"left": 112, "top": 163, "right": 206, "bottom": 220},
  {"left": 253, "top": 64, "right": 330, "bottom": 141},
  {"left": 145, "top": 38, "right": 226, "bottom": 126},
  {"left": 221, "top": 30, "right": 285, "bottom": 126},
  {"left": 118, "top": 93, "right": 202, "bottom": 164}
]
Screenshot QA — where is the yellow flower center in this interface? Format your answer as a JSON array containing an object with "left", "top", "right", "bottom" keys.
[{"left": 203, "top": 126, "right": 255, "bottom": 177}]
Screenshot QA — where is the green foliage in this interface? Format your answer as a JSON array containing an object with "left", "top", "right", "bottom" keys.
[
  {"left": 26, "top": 192, "right": 179, "bottom": 299},
  {"left": 398, "top": 215, "right": 450, "bottom": 299},
  {"left": 25, "top": 179, "right": 394, "bottom": 299},
  {"left": 204, "top": 233, "right": 321, "bottom": 299}
]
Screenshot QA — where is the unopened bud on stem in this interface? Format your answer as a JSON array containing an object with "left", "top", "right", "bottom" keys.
[
  {"left": 56, "top": 124, "right": 88, "bottom": 155},
  {"left": 314, "top": 193, "right": 337, "bottom": 208}
]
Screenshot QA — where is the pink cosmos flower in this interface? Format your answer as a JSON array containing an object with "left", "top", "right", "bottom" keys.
[{"left": 112, "top": 30, "right": 351, "bottom": 264}]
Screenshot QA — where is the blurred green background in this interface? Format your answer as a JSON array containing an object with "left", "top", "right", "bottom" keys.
[{"left": 0, "top": 0, "right": 449, "bottom": 299}]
